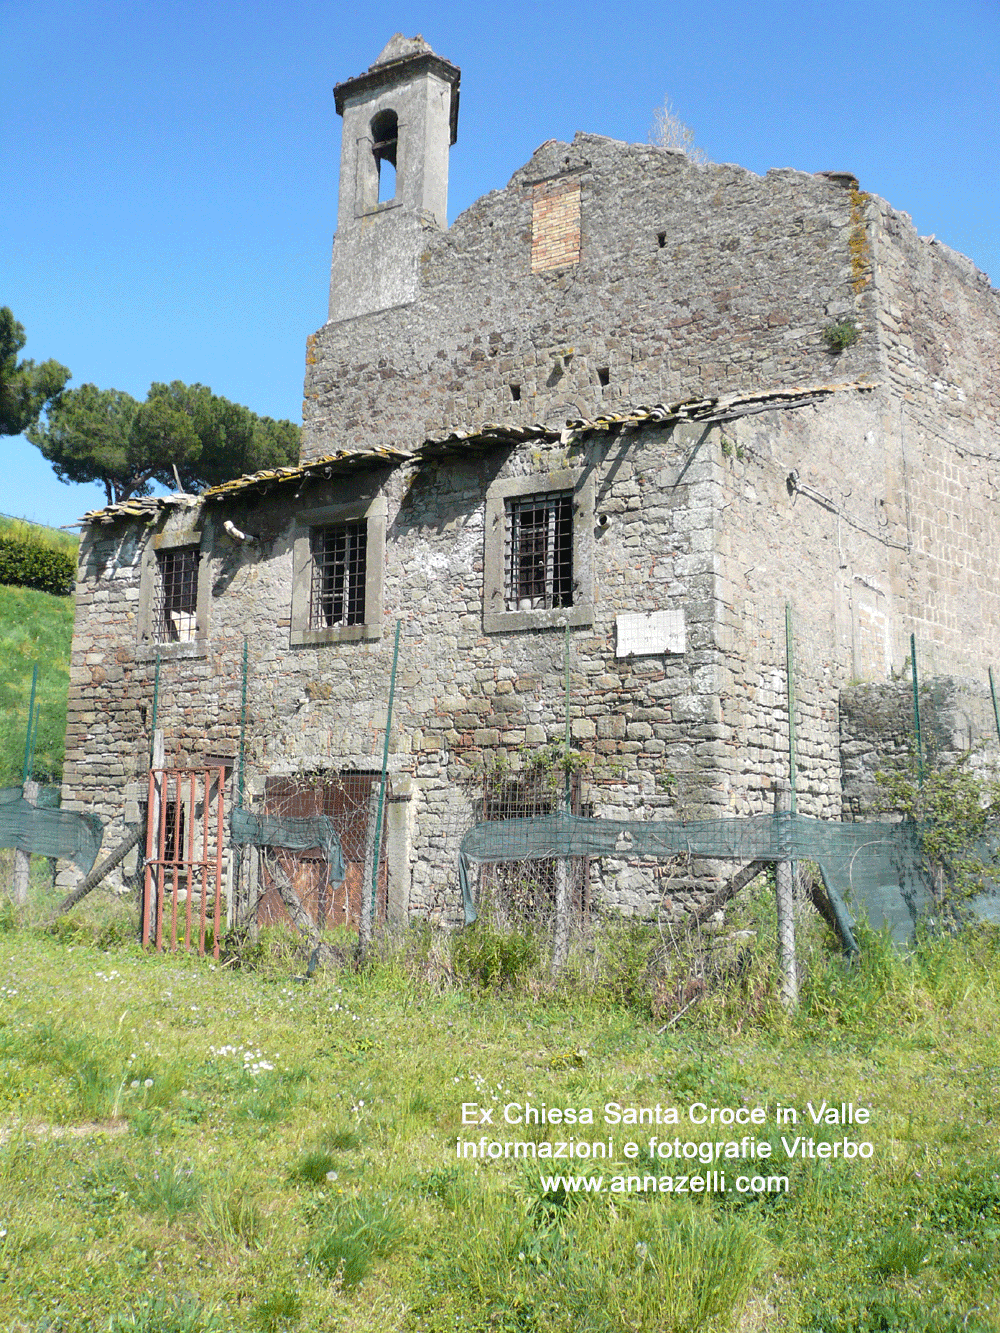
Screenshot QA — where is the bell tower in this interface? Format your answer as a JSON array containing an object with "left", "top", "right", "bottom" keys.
[{"left": 328, "top": 35, "right": 460, "bottom": 323}]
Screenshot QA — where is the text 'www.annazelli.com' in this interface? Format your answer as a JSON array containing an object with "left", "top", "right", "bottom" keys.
[{"left": 538, "top": 1173, "right": 789, "bottom": 1195}]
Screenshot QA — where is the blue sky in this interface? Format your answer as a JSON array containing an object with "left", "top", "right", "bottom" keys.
[{"left": 3, "top": 0, "right": 998, "bottom": 529}]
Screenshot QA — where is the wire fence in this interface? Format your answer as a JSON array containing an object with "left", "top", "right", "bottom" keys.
[{"left": 232, "top": 769, "right": 388, "bottom": 934}]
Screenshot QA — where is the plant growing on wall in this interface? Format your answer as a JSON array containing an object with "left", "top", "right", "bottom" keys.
[
  {"left": 524, "top": 742, "right": 592, "bottom": 794},
  {"left": 473, "top": 743, "right": 592, "bottom": 797},
  {"left": 649, "top": 97, "right": 710, "bottom": 165},
  {"left": 849, "top": 186, "right": 873, "bottom": 293},
  {"left": 822, "top": 320, "right": 859, "bottom": 353},
  {"left": 875, "top": 751, "right": 1000, "bottom": 909}
]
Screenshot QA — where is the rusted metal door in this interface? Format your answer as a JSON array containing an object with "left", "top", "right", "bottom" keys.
[
  {"left": 258, "top": 773, "right": 386, "bottom": 932},
  {"left": 142, "top": 766, "right": 226, "bottom": 957}
]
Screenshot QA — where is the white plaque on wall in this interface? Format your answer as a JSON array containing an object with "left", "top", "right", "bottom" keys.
[{"left": 615, "top": 610, "right": 686, "bottom": 657}]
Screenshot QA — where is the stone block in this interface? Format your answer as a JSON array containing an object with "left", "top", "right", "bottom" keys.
[{"left": 597, "top": 714, "right": 626, "bottom": 739}]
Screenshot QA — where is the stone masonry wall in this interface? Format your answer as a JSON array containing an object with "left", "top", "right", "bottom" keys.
[
  {"left": 303, "top": 134, "right": 880, "bottom": 458},
  {"left": 711, "top": 386, "right": 907, "bottom": 819},
  {"left": 62, "top": 421, "right": 731, "bottom": 923},
  {"left": 840, "top": 678, "right": 1000, "bottom": 815},
  {"left": 872, "top": 201, "right": 1000, "bottom": 672}
]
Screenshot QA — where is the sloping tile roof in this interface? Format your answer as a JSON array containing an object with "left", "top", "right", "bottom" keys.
[
  {"left": 199, "top": 445, "right": 411, "bottom": 500},
  {"left": 79, "top": 380, "right": 877, "bottom": 525},
  {"left": 79, "top": 494, "right": 198, "bottom": 527},
  {"left": 415, "top": 380, "right": 879, "bottom": 457},
  {"left": 78, "top": 446, "right": 412, "bottom": 525}
]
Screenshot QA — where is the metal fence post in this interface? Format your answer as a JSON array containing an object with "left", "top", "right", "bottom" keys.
[
  {"left": 11, "top": 779, "right": 38, "bottom": 905},
  {"left": 774, "top": 779, "right": 798, "bottom": 1009},
  {"left": 552, "top": 621, "right": 572, "bottom": 973},
  {"left": 911, "top": 633, "right": 923, "bottom": 786}
]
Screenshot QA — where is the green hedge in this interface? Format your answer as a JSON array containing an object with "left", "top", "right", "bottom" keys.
[{"left": 0, "top": 533, "right": 76, "bottom": 596}]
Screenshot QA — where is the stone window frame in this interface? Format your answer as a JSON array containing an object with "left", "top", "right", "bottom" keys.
[
  {"left": 484, "top": 469, "right": 594, "bottom": 633},
  {"left": 137, "top": 525, "right": 210, "bottom": 662},
  {"left": 291, "top": 496, "right": 386, "bottom": 646}
]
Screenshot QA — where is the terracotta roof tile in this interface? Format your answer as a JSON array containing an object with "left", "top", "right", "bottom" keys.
[
  {"left": 79, "top": 447, "right": 411, "bottom": 525},
  {"left": 80, "top": 382, "right": 877, "bottom": 524}
]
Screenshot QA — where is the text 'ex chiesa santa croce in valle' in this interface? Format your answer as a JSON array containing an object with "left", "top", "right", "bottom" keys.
[{"left": 62, "top": 34, "right": 1000, "bottom": 930}]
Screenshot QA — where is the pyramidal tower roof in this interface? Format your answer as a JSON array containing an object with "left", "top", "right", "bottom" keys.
[
  {"left": 373, "top": 33, "right": 434, "bottom": 66},
  {"left": 334, "top": 34, "right": 460, "bottom": 141}
]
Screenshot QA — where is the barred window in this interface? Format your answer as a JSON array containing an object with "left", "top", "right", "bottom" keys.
[
  {"left": 154, "top": 548, "right": 199, "bottom": 643},
  {"left": 504, "top": 492, "right": 573, "bottom": 611},
  {"left": 309, "top": 523, "right": 367, "bottom": 629}
]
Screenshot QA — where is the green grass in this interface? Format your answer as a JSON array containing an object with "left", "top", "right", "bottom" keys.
[
  {"left": 0, "top": 563, "right": 76, "bottom": 784},
  {"left": 0, "top": 889, "right": 998, "bottom": 1332},
  {"left": 0, "top": 514, "right": 80, "bottom": 556}
]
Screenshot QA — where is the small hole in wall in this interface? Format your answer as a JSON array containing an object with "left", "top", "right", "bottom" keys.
[
  {"left": 598, "top": 367, "right": 610, "bottom": 387},
  {"left": 510, "top": 384, "right": 521, "bottom": 402},
  {"left": 657, "top": 231, "right": 666, "bottom": 248}
]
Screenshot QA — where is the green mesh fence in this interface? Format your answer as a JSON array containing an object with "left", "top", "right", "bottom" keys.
[
  {"left": 0, "top": 787, "right": 104, "bottom": 875},
  {"left": 458, "top": 811, "right": 1000, "bottom": 946},
  {"left": 229, "top": 807, "right": 346, "bottom": 888},
  {"left": 967, "top": 831, "right": 1000, "bottom": 927}
]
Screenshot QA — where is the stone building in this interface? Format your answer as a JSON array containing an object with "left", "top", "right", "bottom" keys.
[{"left": 61, "top": 35, "right": 1000, "bottom": 926}]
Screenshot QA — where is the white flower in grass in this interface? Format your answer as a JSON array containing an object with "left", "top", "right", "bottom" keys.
[
  {"left": 143, "top": 1078, "right": 153, "bottom": 1089},
  {"left": 326, "top": 1171, "right": 338, "bottom": 1183}
]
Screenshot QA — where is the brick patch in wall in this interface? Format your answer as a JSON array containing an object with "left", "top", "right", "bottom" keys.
[{"left": 531, "top": 182, "right": 581, "bottom": 273}]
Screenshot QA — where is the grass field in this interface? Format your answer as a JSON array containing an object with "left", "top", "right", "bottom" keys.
[
  {"left": 0, "top": 517, "right": 80, "bottom": 557},
  {"left": 0, "top": 879, "right": 998, "bottom": 1333},
  {"left": 0, "top": 516, "right": 78, "bottom": 787}
]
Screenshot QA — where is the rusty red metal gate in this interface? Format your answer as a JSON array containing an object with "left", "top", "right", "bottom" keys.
[{"left": 142, "top": 766, "right": 226, "bottom": 956}]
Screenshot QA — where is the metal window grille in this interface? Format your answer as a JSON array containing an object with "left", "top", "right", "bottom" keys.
[
  {"left": 309, "top": 523, "right": 367, "bottom": 629},
  {"left": 504, "top": 492, "right": 573, "bottom": 611},
  {"left": 155, "top": 548, "right": 198, "bottom": 642}
]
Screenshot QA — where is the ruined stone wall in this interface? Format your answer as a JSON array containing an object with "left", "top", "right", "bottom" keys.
[
  {"left": 871, "top": 201, "right": 1000, "bottom": 672},
  {"left": 711, "top": 366, "right": 998, "bottom": 822},
  {"left": 64, "top": 398, "right": 998, "bottom": 915},
  {"left": 62, "top": 519, "right": 251, "bottom": 850},
  {"left": 689, "top": 193, "right": 1000, "bottom": 823},
  {"left": 62, "top": 129, "right": 1000, "bottom": 921},
  {"left": 303, "top": 134, "right": 880, "bottom": 459}
]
